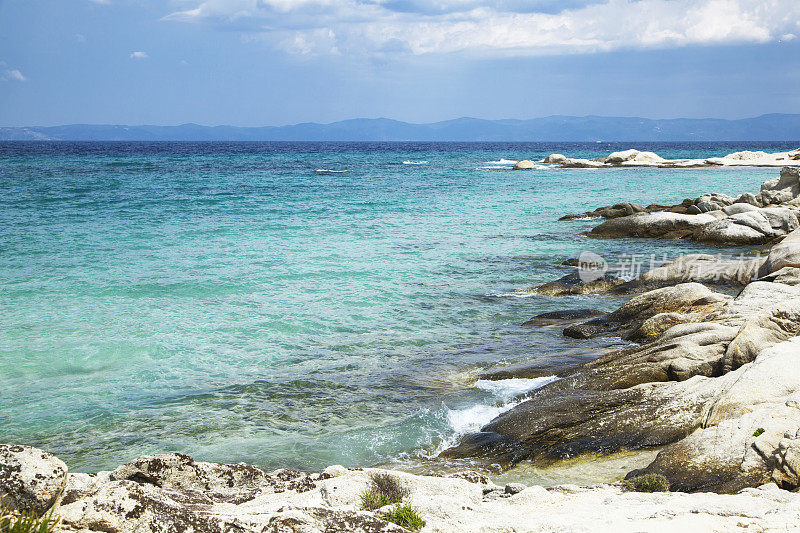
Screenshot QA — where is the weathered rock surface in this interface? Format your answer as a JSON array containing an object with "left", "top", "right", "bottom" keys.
[
  {"left": 543, "top": 153, "right": 568, "bottom": 164},
  {"left": 563, "top": 283, "right": 729, "bottom": 340},
  {"left": 448, "top": 233, "right": 800, "bottom": 492},
  {"left": 512, "top": 160, "right": 536, "bottom": 170},
  {"left": 5, "top": 447, "right": 800, "bottom": 532},
  {"left": 0, "top": 444, "right": 67, "bottom": 515},
  {"left": 587, "top": 212, "right": 717, "bottom": 240},
  {"left": 628, "top": 338, "right": 800, "bottom": 493}
]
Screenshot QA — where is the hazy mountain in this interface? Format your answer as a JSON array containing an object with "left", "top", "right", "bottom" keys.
[{"left": 2, "top": 114, "right": 800, "bottom": 141}]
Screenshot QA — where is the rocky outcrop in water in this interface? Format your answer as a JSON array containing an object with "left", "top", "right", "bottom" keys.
[
  {"left": 444, "top": 230, "right": 800, "bottom": 494},
  {"left": 545, "top": 148, "right": 800, "bottom": 169},
  {"left": 581, "top": 168, "right": 800, "bottom": 246}
]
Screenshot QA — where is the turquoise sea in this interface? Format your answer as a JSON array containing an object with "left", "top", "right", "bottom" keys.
[{"left": 0, "top": 141, "right": 795, "bottom": 476}]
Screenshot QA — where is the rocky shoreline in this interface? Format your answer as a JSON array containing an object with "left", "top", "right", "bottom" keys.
[{"left": 3, "top": 166, "right": 800, "bottom": 531}]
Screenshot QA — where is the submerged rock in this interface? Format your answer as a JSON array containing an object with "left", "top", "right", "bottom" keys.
[{"left": 521, "top": 309, "right": 604, "bottom": 327}]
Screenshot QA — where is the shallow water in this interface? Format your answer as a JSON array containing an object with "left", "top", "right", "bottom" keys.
[{"left": 0, "top": 141, "right": 792, "bottom": 475}]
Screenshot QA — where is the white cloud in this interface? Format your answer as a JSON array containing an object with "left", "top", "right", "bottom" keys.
[
  {"left": 0, "top": 63, "right": 27, "bottom": 82},
  {"left": 130, "top": 51, "right": 149, "bottom": 59},
  {"left": 780, "top": 33, "right": 797, "bottom": 42},
  {"left": 163, "top": 0, "right": 800, "bottom": 57}
]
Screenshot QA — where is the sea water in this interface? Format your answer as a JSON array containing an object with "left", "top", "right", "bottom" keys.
[{"left": 0, "top": 141, "right": 794, "bottom": 474}]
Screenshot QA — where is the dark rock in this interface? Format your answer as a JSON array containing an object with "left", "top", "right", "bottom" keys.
[
  {"left": 532, "top": 272, "right": 624, "bottom": 296},
  {"left": 521, "top": 309, "right": 604, "bottom": 327}
]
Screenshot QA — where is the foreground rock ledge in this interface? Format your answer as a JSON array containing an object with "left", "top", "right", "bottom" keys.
[{"left": 3, "top": 446, "right": 800, "bottom": 532}]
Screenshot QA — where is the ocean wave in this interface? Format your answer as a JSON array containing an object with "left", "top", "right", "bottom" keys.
[
  {"left": 315, "top": 169, "right": 348, "bottom": 173},
  {"left": 482, "top": 159, "right": 518, "bottom": 165},
  {"left": 437, "top": 375, "right": 559, "bottom": 451},
  {"left": 403, "top": 160, "right": 428, "bottom": 165}
]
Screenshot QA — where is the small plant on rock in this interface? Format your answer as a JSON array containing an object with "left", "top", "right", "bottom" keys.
[
  {"left": 380, "top": 504, "right": 426, "bottom": 532},
  {"left": 754, "top": 428, "right": 765, "bottom": 437},
  {"left": 360, "top": 472, "right": 409, "bottom": 511},
  {"left": 624, "top": 473, "right": 670, "bottom": 493},
  {"left": 0, "top": 506, "right": 60, "bottom": 533}
]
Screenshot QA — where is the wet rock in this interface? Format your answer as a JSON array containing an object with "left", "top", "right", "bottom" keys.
[
  {"left": 521, "top": 309, "right": 604, "bottom": 327},
  {"left": 560, "top": 202, "right": 646, "bottom": 221},
  {"left": 0, "top": 444, "right": 67, "bottom": 514},
  {"left": 504, "top": 483, "right": 526, "bottom": 494},
  {"left": 528, "top": 271, "right": 625, "bottom": 296}
]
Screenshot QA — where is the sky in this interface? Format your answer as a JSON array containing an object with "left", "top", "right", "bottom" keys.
[{"left": 0, "top": 0, "right": 799, "bottom": 126}]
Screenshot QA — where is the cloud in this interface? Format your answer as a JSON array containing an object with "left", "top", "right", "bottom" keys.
[
  {"left": 163, "top": 0, "right": 800, "bottom": 57},
  {"left": 130, "top": 51, "right": 149, "bottom": 59},
  {"left": 0, "top": 62, "right": 27, "bottom": 82}
]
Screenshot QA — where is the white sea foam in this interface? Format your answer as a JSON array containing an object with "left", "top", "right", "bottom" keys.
[
  {"left": 315, "top": 169, "right": 348, "bottom": 173},
  {"left": 444, "top": 376, "right": 559, "bottom": 439},
  {"left": 403, "top": 160, "right": 428, "bottom": 165},
  {"left": 474, "top": 376, "right": 559, "bottom": 401},
  {"left": 483, "top": 159, "right": 518, "bottom": 165}
]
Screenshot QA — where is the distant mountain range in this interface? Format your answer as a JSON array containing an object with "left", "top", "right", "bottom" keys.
[{"left": 2, "top": 114, "right": 800, "bottom": 142}]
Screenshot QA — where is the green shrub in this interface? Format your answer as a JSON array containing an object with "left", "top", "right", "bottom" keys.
[
  {"left": 624, "top": 474, "right": 670, "bottom": 493},
  {"left": 360, "top": 472, "right": 409, "bottom": 511},
  {"left": 360, "top": 489, "right": 391, "bottom": 511},
  {"left": 380, "top": 504, "right": 426, "bottom": 532},
  {"left": 753, "top": 428, "right": 765, "bottom": 437},
  {"left": 0, "top": 507, "right": 59, "bottom": 533}
]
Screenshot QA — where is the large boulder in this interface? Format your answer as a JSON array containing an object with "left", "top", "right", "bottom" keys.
[
  {"left": 543, "top": 153, "right": 568, "bottom": 164},
  {"left": 605, "top": 149, "right": 639, "bottom": 164},
  {"left": 588, "top": 212, "right": 716, "bottom": 239},
  {"left": 761, "top": 167, "right": 800, "bottom": 205},
  {"left": 634, "top": 254, "right": 763, "bottom": 287},
  {"left": 632, "top": 151, "right": 665, "bottom": 163},
  {"left": 563, "top": 283, "right": 729, "bottom": 339},
  {"left": 512, "top": 160, "right": 537, "bottom": 170},
  {"left": 0, "top": 444, "right": 67, "bottom": 514},
  {"left": 758, "top": 228, "right": 800, "bottom": 278},
  {"left": 628, "top": 338, "right": 800, "bottom": 493},
  {"left": 725, "top": 150, "right": 770, "bottom": 161}
]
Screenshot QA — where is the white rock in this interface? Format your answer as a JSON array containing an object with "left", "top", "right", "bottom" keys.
[{"left": 605, "top": 149, "right": 639, "bottom": 164}]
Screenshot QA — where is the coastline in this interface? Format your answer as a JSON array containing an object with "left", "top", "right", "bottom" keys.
[{"left": 3, "top": 154, "right": 800, "bottom": 531}]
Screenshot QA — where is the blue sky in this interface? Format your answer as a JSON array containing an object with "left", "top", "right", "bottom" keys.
[{"left": 0, "top": 0, "right": 799, "bottom": 126}]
